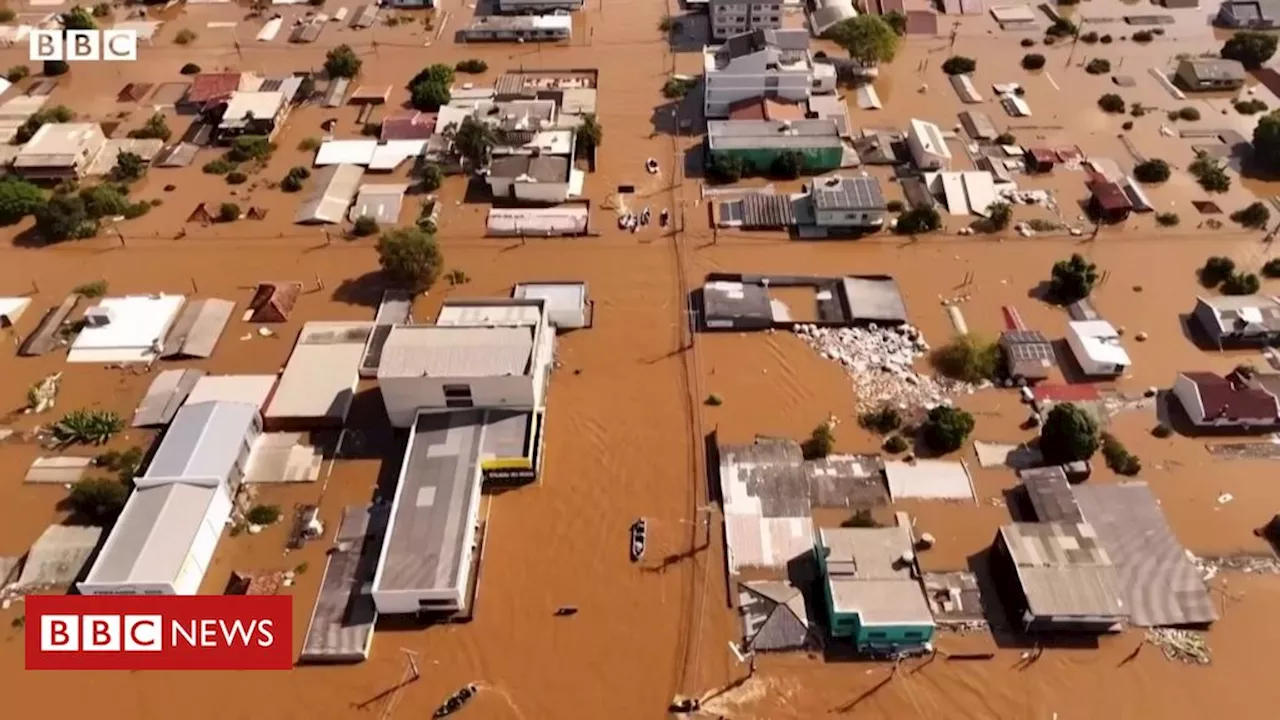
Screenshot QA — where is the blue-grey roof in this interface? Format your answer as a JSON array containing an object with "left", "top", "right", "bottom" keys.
[{"left": 141, "top": 401, "right": 260, "bottom": 484}]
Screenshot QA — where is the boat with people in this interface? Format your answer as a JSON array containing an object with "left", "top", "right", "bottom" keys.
[
  {"left": 630, "top": 518, "right": 647, "bottom": 562},
  {"left": 433, "top": 684, "right": 478, "bottom": 718}
]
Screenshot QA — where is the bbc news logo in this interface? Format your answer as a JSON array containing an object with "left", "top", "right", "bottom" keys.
[
  {"left": 26, "top": 595, "right": 292, "bottom": 670},
  {"left": 29, "top": 29, "right": 138, "bottom": 62}
]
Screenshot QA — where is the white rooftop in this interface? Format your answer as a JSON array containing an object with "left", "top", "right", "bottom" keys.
[
  {"left": 909, "top": 118, "right": 952, "bottom": 159},
  {"left": 67, "top": 294, "right": 186, "bottom": 364},
  {"left": 219, "top": 91, "right": 285, "bottom": 125},
  {"left": 1069, "top": 320, "right": 1131, "bottom": 366}
]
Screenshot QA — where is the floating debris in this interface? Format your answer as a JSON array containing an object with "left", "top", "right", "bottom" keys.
[{"left": 1145, "top": 628, "right": 1211, "bottom": 665}]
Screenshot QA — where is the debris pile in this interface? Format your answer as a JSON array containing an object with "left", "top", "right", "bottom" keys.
[
  {"left": 1145, "top": 628, "right": 1211, "bottom": 665},
  {"left": 794, "top": 324, "right": 969, "bottom": 411},
  {"left": 25, "top": 373, "right": 62, "bottom": 414},
  {"left": 1192, "top": 552, "right": 1280, "bottom": 582}
]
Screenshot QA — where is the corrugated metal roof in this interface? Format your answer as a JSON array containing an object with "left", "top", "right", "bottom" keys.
[
  {"left": 141, "top": 401, "right": 260, "bottom": 484},
  {"left": 349, "top": 183, "right": 408, "bottom": 224},
  {"left": 377, "top": 325, "right": 535, "bottom": 378},
  {"left": 1000, "top": 522, "right": 1126, "bottom": 619},
  {"left": 161, "top": 298, "right": 235, "bottom": 359},
  {"left": 1073, "top": 483, "right": 1217, "bottom": 626},
  {"left": 85, "top": 483, "right": 222, "bottom": 584},
  {"left": 295, "top": 164, "right": 364, "bottom": 224},
  {"left": 265, "top": 322, "right": 372, "bottom": 421},
  {"left": 133, "top": 368, "right": 207, "bottom": 427},
  {"left": 25, "top": 456, "right": 94, "bottom": 484}
]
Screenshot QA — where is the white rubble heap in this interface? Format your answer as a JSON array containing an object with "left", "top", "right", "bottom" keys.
[{"left": 794, "top": 323, "right": 973, "bottom": 412}]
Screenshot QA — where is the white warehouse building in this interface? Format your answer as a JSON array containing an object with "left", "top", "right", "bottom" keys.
[
  {"left": 79, "top": 401, "right": 262, "bottom": 596},
  {"left": 377, "top": 298, "right": 555, "bottom": 428}
]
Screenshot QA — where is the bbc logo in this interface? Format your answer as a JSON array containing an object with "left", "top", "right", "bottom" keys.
[
  {"left": 29, "top": 29, "right": 138, "bottom": 62},
  {"left": 41, "top": 614, "right": 163, "bottom": 652}
]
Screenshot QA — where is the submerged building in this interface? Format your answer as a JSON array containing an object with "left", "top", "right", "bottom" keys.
[{"left": 372, "top": 298, "right": 556, "bottom": 617}]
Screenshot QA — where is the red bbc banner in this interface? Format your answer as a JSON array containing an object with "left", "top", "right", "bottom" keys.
[{"left": 25, "top": 595, "right": 293, "bottom": 671}]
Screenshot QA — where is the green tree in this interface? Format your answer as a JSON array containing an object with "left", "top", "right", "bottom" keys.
[
  {"left": 410, "top": 64, "right": 456, "bottom": 89},
  {"left": 706, "top": 153, "right": 745, "bottom": 184},
  {"left": 987, "top": 201, "right": 1013, "bottom": 231},
  {"left": 323, "top": 44, "right": 362, "bottom": 79},
  {"left": 218, "top": 202, "right": 240, "bottom": 222},
  {"left": 1039, "top": 403, "right": 1100, "bottom": 463},
  {"left": 827, "top": 15, "right": 899, "bottom": 67},
  {"left": 410, "top": 80, "right": 451, "bottom": 111},
  {"left": 1097, "top": 93, "right": 1126, "bottom": 113},
  {"left": 0, "top": 179, "right": 45, "bottom": 225},
  {"left": 111, "top": 151, "right": 146, "bottom": 183},
  {"left": 16, "top": 105, "right": 73, "bottom": 143},
  {"left": 1021, "top": 54, "right": 1046, "bottom": 70},
  {"left": 942, "top": 56, "right": 977, "bottom": 75},
  {"left": 1232, "top": 201, "right": 1271, "bottom": 229},
  {"left": 1049, "top": 253, "right": 1098, "bottom": 303},
  {"left": 79, "top": 184, "right": 130, "bottom": 218},
  {"left": 1252, "top": 111, "right": 1280, "bottom": 171},
  {"left": 803, "top": 421, "right": 836, "bottom": 459},
  {"left": 1222, "top": 272, "right": 1261, "bottom": 295},
  {"left": 1221, "top": 31, "right": 1278, "bottom": 70},
  {"left": 228, "top": 135, "right": 273, "bottom": 162},
  {"left": 127, "top": 113, "right": 171, "bottom": 141},
  {"left": 1201, "top": 256, "right": 1237, "bottom": 286},
  {"left": 67, "top": 477, "right": 129, "bottom": 524},
  {"left": 420, "top": 162, "right": 443, "bottom": 192},
  {"left": 1133, "top": 158, "right": 1171, "bottom": 184},
  {"left": 883, "top": 10, "right": 907, "bottom": 35},
  {"left": 352, "top": 215, "right": 379, "bottom": 237},
  {"left": 931, "top": 335, "right": 1000, "bottom": 383},
  {"left": 575, "top": 113, "right": 603, "bottom": 156},
  {"left": 1190, "top": 154, "right": 1231, "bottom": 192},
  {"left": 895, "top": 206, "right": 941, "bottom": 234},
  {"left": 35, "top": 193, "right": 94, "bottom": 242},
  {"left": 450, "top": 116, "right": 498, "bottom": 168},
  {"left": 43, "top": 59, "right": 68, "bottom": 77},
  {"left": 1262, "top": 258, "right": 1280, "bottom": 278},
  {"left": 60, "top": 5, "right": 96, "bottom": 30},
  {"left": 377, "top": 227, "right": 444, "bottom": 294},
  {"left": 770, "top": 151, "right": 805, "bottom": 179},
  {"left": 922, "top": 406, "right": 975, "bottom": 453}
]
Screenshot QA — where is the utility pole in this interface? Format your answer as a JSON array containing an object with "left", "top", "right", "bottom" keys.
[
  {"left": 1066, "top": 20, "right": 1087, "bottom": 68},
  {"left": 948, "top": 21, "right": 959, "bottom": 53}
]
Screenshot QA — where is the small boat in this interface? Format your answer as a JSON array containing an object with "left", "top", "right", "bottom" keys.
[
  {"left": 630, "top": 518, "right": 647, "bottom": 562},
  {"left": 646, "top": 158, "right": 659, "bottom": 174},
  {"left": 554, "top": 606, "right": 578, "bottom": 616},
  {"left": 433, "top": 684, "right": 478, "bottom": 718}
]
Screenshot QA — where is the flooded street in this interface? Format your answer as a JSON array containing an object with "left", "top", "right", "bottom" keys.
[{"left": 0, "top": 0, "right": 1279, "bottom": 717}]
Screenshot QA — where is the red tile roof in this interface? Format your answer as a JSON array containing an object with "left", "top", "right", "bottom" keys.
[
  {"left": 1089, "top": 180, "right": 1132, "bottom": 212},
  {"left": 380, "top": 111, "right": 437, "bottom": 141},
  {"left": 187, "top": 73, "right": 241, "bottom": 105},
  {"left": 1183, "top": 372, "right": 1280, "bottom": 422}
]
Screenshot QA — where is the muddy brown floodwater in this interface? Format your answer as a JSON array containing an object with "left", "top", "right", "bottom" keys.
[{"left": 1, "top": 0, "right": 1280, "bottom": 718}]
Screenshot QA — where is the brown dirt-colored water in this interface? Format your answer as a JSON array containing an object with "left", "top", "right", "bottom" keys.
[{"left": 2, "top": 2, "right": 1280, "bottom": 718}]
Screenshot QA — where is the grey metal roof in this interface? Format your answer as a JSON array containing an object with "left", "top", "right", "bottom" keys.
[
  {"left": 488, "top": 154, "right": 569, "bottom": 182},
  {"left": 295, "top": 164, "right": 364, "bottom": 224},
  {"left": 142, "top": 401, "right": 259, "bottom": 483},
  {"left": 378, "top": 325, "right": 535, "bottom": 378},
  {"left": 841, "top": 276, "right": 908, "bottom": 324},
  {"left": 161, "top": 298, "right": 235, "bottom": 359},
  {"left": 300, "top": 504, "right": 385, "bottom": 663},
  {"left": 1179, "top": 58, "right": 1246, "bottom": 82},
  {"left": 86, "top": 483, "right": 220, "bottom": 584},
  {"left": 740, "top": 193, "right": 796, "bottom": 228},
  {"left": 702, "top": 280, "right": 773, "bottom": 327},
  {"left": 707, "top": 119, "right": 843, "bottom": 150},
  {"left": 739, "top": 581, "right": 812, "bottom": 651},
  {"left": 266, "top": 322, "right": 372, "bottom": 421},
  {"left": 18, "top": 525, "right": 102, "bottom": 588},
  {"left": 1072, "top": 482, "right": 1218, "bottom": 626},
  {"left": 1018, "top": 466, "right": 1084, "bottom": 523},
  {"left": 348, "top": 183, "right": 408, "bottom": 224},
  {"left": 1195, "top": 294, "right": 1280, "bottom": 334},
  {"left": 1000, "top": 329, "right": 1056, "bottom": 377},
  {"left": 811, "top": 176, "right": 885, "bottom": 211},
  {"left": 375, "top": 411, "right": 488, "bottom": 594},
  {"left": 958, "top": 110, "right": 998, "bottom": 140},
  {"left": 133, "top": 368, "right": 207, "bottom": 427},
  {"left": 999, "top": 522, "right": 1126, "bottom": 620}
]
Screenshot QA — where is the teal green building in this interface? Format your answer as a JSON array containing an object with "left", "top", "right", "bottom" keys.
[
  {"left": 814, "top": 526, "right": 936, "bottom": 652},
  {"left": 706, "top": 119, "right": 847, "bottom": 175}
]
